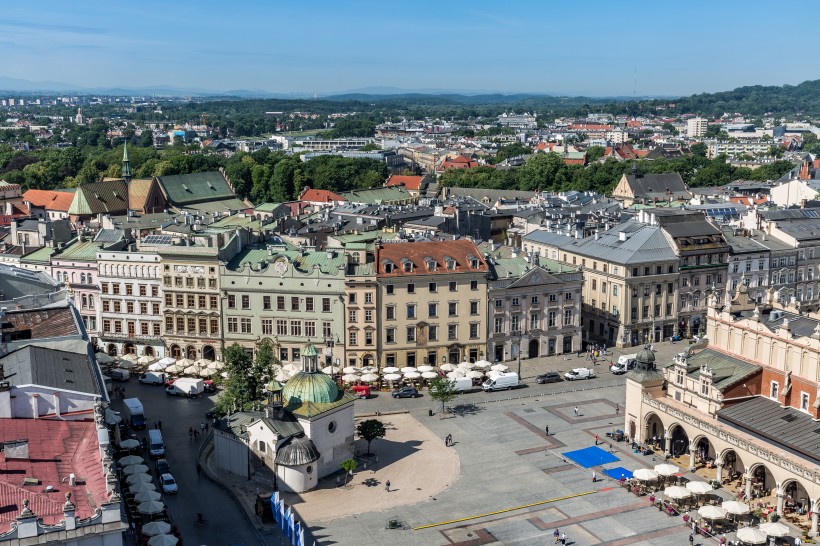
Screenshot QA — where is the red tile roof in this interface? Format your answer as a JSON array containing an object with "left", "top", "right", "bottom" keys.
[
  {"left": 1, "top": 307, "right": 80, "bottom": 341},
  {"left": 730, "top": 195, "right": 768, "bottom": 206},
  {"left": 22, "top": 190, "right": 75, "bottom": 212},
  {"left": 300, "top": 188, "right": 347, "bottom": 203},
  {"left": 375, "top": 239, "right": 488, "bottom": 276},
  {"left": 0, "top": 419, "right": 108, "bottom": 526},
  {"left": 386, "top": 175, "right": 424, "bottom": 191}
]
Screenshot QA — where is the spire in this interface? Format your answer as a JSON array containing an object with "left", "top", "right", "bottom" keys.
[{"left": 121, "top": 142, "right": 132, "bottom": 183}]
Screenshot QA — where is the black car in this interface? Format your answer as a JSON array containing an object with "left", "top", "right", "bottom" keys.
[
  {"left": 536, "top": 372, "right": 562, "bottom": 384},
  {"left": 155, "top": 458, "right": 171, "bottom": 478},
  {"left": 392, "top": 386, "right": 419, "bottom": 399}
]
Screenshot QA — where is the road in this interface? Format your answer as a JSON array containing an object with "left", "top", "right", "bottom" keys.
[{"left": 109, "top": 381, "right": 264, "bottom": 546}]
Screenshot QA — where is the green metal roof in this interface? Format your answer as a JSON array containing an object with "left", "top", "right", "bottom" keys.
[
  {"left": 301, "top": 342, "right": 318, "bottom": 357},
  {"left": 332, "top": 231, "right": 399, "bottom": 244},
  {"left": 345, "top": 242, "right": 367, "bottom": 250},
  {"left": 665, "top": 348, "right": 760, "bottom": 390},
  {"left": 254, "top": 202, "right": 283, "bottom": 212},
  {"left": 226, "top": 245, "right": 347, "bottom": 275},
  {"left": 20, "top": 246, "right": 56, "bottom": 264},
  {"left": 283, "top": 371, "right": 338, "bottom": 405},
  {"left": 54, "top": 240, "right": 104, "bottom": 262},
  {"left": 339, "top": 186, "right": 412, "bottom": 204},
  {"left": 68, "top": 180, "right": 129, "bottom": 216},
  {"left": 157, "top": 171, "right": 237, "bottom": 206}
]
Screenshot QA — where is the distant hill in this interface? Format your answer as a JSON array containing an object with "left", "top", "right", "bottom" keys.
[{"left": 648, "top": 78, "right": 820, "bottom": 117}]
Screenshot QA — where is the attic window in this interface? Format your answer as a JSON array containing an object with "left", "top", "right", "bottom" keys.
[
  {"left": 447, "top": 260, "right": 456, "bottom": 270},
  {"left": 425, "top": 258, "right": 436, "bottom": 271},
  {"left": 470, "top": 259, "right": 479, "bottom": 268},
  {"left": 383, "top": 261, "right": 394, "bottom": 273},
  {"left": 403, "top": 261, "right": 412, "bottom": 272}
]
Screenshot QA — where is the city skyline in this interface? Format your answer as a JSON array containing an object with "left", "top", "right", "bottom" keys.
[{"left": 1, "top": 0, "right": 818, "bottom": 97}]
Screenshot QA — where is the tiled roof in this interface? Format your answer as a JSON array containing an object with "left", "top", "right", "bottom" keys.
[
  {"left": 0, "top": 419, "right": 108, "bottom": 526},
  {"left": 19, "top": 245, "right": 56, "bottom": 264},
  {"left": 1, "top": 307, "right": 81, "bottom": 341},
  {"left": 718, "top": 397, "right": 820, "bottom": 464},
  {"left": 177, "top": 196, "right": 248, "bottom": 214},
  {"left": 225, "top": 245, "right": 348, "bottom": 275},
  {"left": 157, "top": 171, "right": 236, "bottom": 206},
  {"left": 386, "top": 175, "right": 424, "bottom": 191},
  {"left": 550, "top": 221, "right": 678, "bottom": 265},
  {"left": 300, "top": 188, "right": 347, "bottom": 203},
  {"left": 375, "top": 239, "right": 488, "bottom": 276},
  {"left": 624, "top": 173, "right": 689, "bottom": 198},
  {"left": 0, "top": 345, "right": 102, "bottom": 395},
  {"left": 68, "top": 180, "right": 129, "bottom": 216},
  {"left": 127, "top": 178, "right": 156, "bottom": 211},
  {"left": 22, "top": 189, "right": 75, "bottom": 211}
]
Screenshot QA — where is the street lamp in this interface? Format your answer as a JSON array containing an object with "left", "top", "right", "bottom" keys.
[
  {"left": 323, "top": 334, "right": 339, "bottom": 368},
  {"left": 512, "top": 329, "right": 527, "bottom": 377}
]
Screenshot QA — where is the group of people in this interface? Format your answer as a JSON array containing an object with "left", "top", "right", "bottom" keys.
[
  {"left": 188, "top": 422, "right": 209, "bottom": 440},
  {"left": 444, "top": 434, "right": 453, "bottom": 447},
  {"left": 553, "top": 528, "right": 567, "bottom": 544},
  {"left": 112, "top": 385, "right": 126, "bottom": 398}
]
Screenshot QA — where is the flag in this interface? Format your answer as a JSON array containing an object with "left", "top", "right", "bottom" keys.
[
  {"left": 272, "top": 492, "right": 280, "bottom": 525},
  {"left": 284, "top": 507, "right": 293, "bottom": 541}
]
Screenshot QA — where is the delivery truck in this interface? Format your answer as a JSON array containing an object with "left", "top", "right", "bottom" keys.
[
  {"left": 123, "top": 398, "right": 146, "bottom": 429},
  {"left": 165, "top": 377, "right": 204, "bottom": 397}
]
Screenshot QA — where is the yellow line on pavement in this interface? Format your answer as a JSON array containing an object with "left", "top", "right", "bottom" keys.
[{"left": 412, "top": 490, "right": 596, "bottom": 530}]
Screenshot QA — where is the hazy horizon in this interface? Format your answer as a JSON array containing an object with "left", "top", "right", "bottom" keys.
[{"left": 1, "top": 0, "right": 818, "bottom": 97}]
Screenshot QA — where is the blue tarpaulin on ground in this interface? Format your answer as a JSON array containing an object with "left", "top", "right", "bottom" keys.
[
  {"left": 603, "top": 466, "right": 633, "bottom": 480},
  {"left": 562, "top": 446, "right": 619, "bottom": 468}
]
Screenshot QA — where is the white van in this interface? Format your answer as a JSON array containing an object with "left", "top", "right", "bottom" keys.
[
  {"left": 482, "top": 372, "right": 519, "bottom": 392},
  {"left": 451, "top": 377, "right": 474, "bottom": 393},
  {"left": 109, "top": 368, "right": 130, "bottom": 382},
  {"left": 148, "top": 429, "right": 165, "bottom": 458},
  {"left": 617, "top": 354, "right": 638, "bottom": 366}
]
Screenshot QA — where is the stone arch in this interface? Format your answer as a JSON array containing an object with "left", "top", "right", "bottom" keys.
[
  {"left": 717, "top": 447, "right": 747, "bottom": 477},
  {"left": 202, "top": 345, "right": 215, "bottom": 361},
  {"left": 666, "top": 423, "right": 690, "bottom": 457},
  {"left": 185, "top": 345, "right": 197, "bottom": 359},
  {"left": 170, "top": 344, "right": 181, "bottom": 359},
  {"left": 143, "top": 346, "right": 155, "bottom": 357},
  {"left": 644, "top": 412, "right": 666, "bottom": 444},
  {"left": 748, "top": 463, "right": 777, "bottom": 498},
  {"left": 123, "top": 342, "right": 135, "bottom": 355},
  {"left": 691, "top": 434, "right": 716, "bottom": 464},
  {"left": 781, "top": 478, "right": 811, "bottom": 516},
  {"left": 106, "top": 344, "right": 118, "bottom": 356}
]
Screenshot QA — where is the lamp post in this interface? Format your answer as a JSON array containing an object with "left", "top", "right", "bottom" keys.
[
  {"left": 513, "top": 329, "right": 527, "bottom": 377},
  {"left": 323, "top": 334, "right": 339, "bottom": 368}
]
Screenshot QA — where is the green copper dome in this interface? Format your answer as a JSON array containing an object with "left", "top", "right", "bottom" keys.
[{"left": 282, "top": 372, "right": 338, "bottom": 405}]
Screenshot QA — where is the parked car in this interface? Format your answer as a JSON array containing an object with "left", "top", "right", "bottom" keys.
[
  {"left": 203, "top": 379, "right": 217, "bottom": 393},
  {"left": 610, "top": 359, "right": 636, "bottom": 375},
  {"left": 392, "top": 386, "right": 418, "bottom": 399},
  {"left": 160, "top": 473, "right": 178, "bottom": 494},
  {"left": 536, "top": 372, "right": 562, "bottom": 384},
  {"left": 154, "top": 458, "right": 171, "bottom": 478},
  {"left": 564, "top": 368, "right": 596, "bottom": 381}
]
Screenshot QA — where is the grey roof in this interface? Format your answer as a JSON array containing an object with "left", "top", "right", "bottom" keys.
[
  {"left": 553, "top": 221, "right": 678, "bottom": 264},
  {"left": 774, "top": 219, "right": 820, "bottom": 241},
  {"left": 0, "top": 263, "right": 59, "bottom": 302},
  {"left": 275, "top": 434, "right": 320, "bottom": 466},
  {"left": 760, "top": 208, "right": 820, "bottom": 221},
  {"left": 0, "top": 345, "right": 101, "bottom": 395},
  {"left": 443, "top": 187, "right": 536, "bottom": 202},
  {"left": 93, "top": 229, "right": 126, "bottom": 244},
  {"left": 667, "top": 348, "right": 760, "bottom": 390},
  {"left": 522, "top": 230, "right": 575, "bottom": 247},
  {"left": 624, "top": 173, "right": 689, "bottom": 197},
  {"left": 663, "top": 221, "right": 722, "bottom": 238},
  {"left": 718, "top": 397, "right": 820, "bottom": 464}
]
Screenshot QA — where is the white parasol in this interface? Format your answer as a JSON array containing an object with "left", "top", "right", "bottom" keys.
[
  {"left": 382, "top": 367, "right": 399, "bottom": 374},
  {"left": 439, "top": 363, "right": 456, "bottom": 372},
  {"left": 282, "top": 363, "right": 302, "bottom": 375},
  {"left": 199, "top": 368, "right": 216, "bottom": 378},
  {"left": 343, "top": 366, "right": 360, "bottom": 374},
  {"left": 698, "top": 505, "right": 727, "bottom": 520},
  {"left": 95, "top": 352, "right": 114, "bottom": 364},
  {"left": 457, "top": 361, "right": 474, "bottom": 370},
  {"left": 141, "top": 520, "right": 171, "bottom": 536},
  {"left": 663, "top": 485, "right": 691, "bottom": 500},
  {"left": 486, "top": 370, "right": 502, "bottom": 379},
  {"left": 105, "top": 408, "right": 122, "bottom": 425},
  {"left": 421, "top": 371, "right": 439, "bottom": 379},
  {"left": 685, "top": 481, "right": 713, "bottom": 495},
  {"left": 147, "top": 535, "right": 179, "bottom": 546},
  {"left": 758, "top": 522, "right": 790, "bottom": 538},
  {"left": 342, "top": 374, "right": 361, "bottom": 383},
  {"left": 116, "top": 360, "right": 135, "bottom": 370},
  {"left": 120, "top": 439, "right": 140, "bottom": 449},
  {"left": 122, "top": 464, "right": 150, "bottom": 476},
  {"left": 207, "top": 361, "right": 225, "bottom": 371},
  {"left": 117, "top": 455, "right": 144, "bottom": 466},
  {"left": 633, "top": 468, "right": 658, "bottom": 481},
  {"left": 383, "top": 373, "right": 401, "bottom": 381},
  {"left": 137, "top": 355, "right": 156, "bottom": 365},
  {"left": 446, "top": 370, "right": 465, "bottom": 380},
  {"left": 360, "top": 366, "right": 378, "bottom": 373},
  {"left": 466, "top": 370, "right": 484, "bottom": 379},
  {"left": 157, "top": 356, "right": 176, "bottom": 367},
  {"left": 404, "top": 371, "right": 421, "bottom": 379},
  {"left": 735, "top": 527, "right": 768, "bottom": 544},
  {"left": 134, "top": 490, "right": 162, "bottom": 503},
  {"left": 473, "top": 359, "right": 492, "bottom": 369},
  {"left": 165, "top": 363, "right": 184, "bottom": 374},
  {"left": 128, "top": 481, "right": 157, "bottom": 493},
  {"left": 120, "top": 353, "right": 138, "bottom": 363},
  {"left": 194, "top": 359, "right": 212, "bottom": 369},
  {"left": 721, "top": 500, "right": 751, "bottom": 515},
  {"left": 321, "top": 365, "right": 340, "bottom": 375},
  {"left": 126, "top": 473, "right": 154, "bottom": 485},
  {"left": 400, "top": 367, "right": 417, "bottom": 373},
  {"left": 417, "top": 365, "right": 436, "bottom": 373},
  {"left": 360, "top": 373, "right": 379, "bottom": 382},
  {"left": 654, "top": 463, "right": 680, "bottom": 477},
  {"left": 491, "top": 363, "right": 509, "bottom": 372},
  {"left": 137, "top": 500, "right": 165, "bottom": 515},
  {"left": 148, "top": 362, "right": 166, "bottom": 372}
]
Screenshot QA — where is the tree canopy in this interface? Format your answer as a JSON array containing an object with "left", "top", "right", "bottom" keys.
[{"left": 356, "top": 419, "right": 386, "bottom": 456}]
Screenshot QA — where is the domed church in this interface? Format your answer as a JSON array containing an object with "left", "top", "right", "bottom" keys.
[{"left": 212, "top": 342, "right": 357, "bottom": 493}]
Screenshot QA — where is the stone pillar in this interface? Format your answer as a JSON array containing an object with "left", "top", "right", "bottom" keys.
[
  {"left": 776, "top": 483, "right": 785, "bottom": 517},
  {"left": 688, "top": 442, "right": 696, "bottom": 472},
  {"left": 744, "top": 471, "right": 753, "bottom": 499},
  {"left": 811, "top": 498, "right": 819, "bottom": 537},
  {"left": 63, "top": 493, "right": 76, "bottom": 531},
  {"left": 715, "top": 461, "right": 724, "bottom": 485},
  {"left": 15, "top": 499, "right": 38, "bottom": 539}
]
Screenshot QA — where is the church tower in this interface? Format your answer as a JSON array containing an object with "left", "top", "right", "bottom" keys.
[
  {"left": 623, "top": 345, "right": 665, "bottom": 445},
  {"left": 121, "top": 142, "right": 132, "bottom": 184}
]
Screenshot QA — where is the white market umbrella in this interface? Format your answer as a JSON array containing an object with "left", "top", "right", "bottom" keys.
[
  {"left": 137, "top": 355, "right": 156, "bottom": 365},
  {"left": 382, "top": 367, "right": 399, "bottom": 374},
  {"left": 208, "top": 361, "right": 225, "bottom": 371},
  {"left": 439, "top": 363, "right": 456, "bottom": 372},
  {"left": 105, "top": 408, "right": 122, "bottom": 425},
  {"left": 126, "top": 473, "right": 153, "bottom": 485},
  {"left": 194, "top": 358, "right": 212, "bottom": 369},
  {"left": 274, "top": 368, "right": 292, "bottom": 382},
  {"left": 134, "top": 490, "right": 162, "bottom": 503},
  {"left": 128, "top": 481, "right": 157, "bottom": 493},
  {"left": 282, "top": 363, "right": 302, "bottom": 374},
  {"left": 342, "top": 374, "right": 361, "bottom": 383},
  {"left": 446, "top": 371, "right": 465, "bottom": 380},
  {"left": 466, "top": 370, "right": 484, "bottom": 379},
  {"left": 199, "top": 368, "right": 216, "bottom": 378},
  {"left": 383, "top": 373, "right": 401, "bottom": 381},
  {"left": 758, "top": 522, "right": 790, "bottom": 538},
  {"left": 417, "top": 365, "right": 435, "bottom": 373},
  {"left": 633, "top": 468, "right": 658, "bottom": 481},
  {"left": 404, "top": 371, "right": 421, "bottom": 379},
  {"left": 322, "top": 365, "right": 340, "bottom": 375},
  {"left": 148, "top": 362, "right": 166, "bottom": 372},
  {"left": 654, "top": 463, "right": 680, "bottom": 477},
  {"left": 400, "top": 366, "right": 416, "bottom": 373},
  {"left": 343, "top": 366, "right": 360, "bottom": 374},
  {"left": 360, "top": 366, "right": 378, "bottom": 373},
  {"left": 120, "top": 439, "right": 140, "bottom": 449},
  {"left": 137, "top": 500, "right": 166, "bottom": 515},
  {"left": 698, "top": 505, "right": 727, "bottom": 520},
  {"left": 121, "top": 353, "right": 138, "bottom": 363},
  {"left": 122, "top": 464, "right": 149, "bottom": 476},
  {"left": 736, "top": 527, "right": 768, "bottom": 544},
  {"left": 118, "top": 455, "right": 144, "bottom": 466},
  {"left": 491, "top": 363, "right": 509, "bottom": 372},
  {"left": 148, "top": 535, "right": 179, "bottom": 546},
  {"left": 421, "top": 371, "right": 439, "bottom": 379},
  {"left": 176, "top": 358, "right": 193, "bottom": 368},
  {"left": 141, "top": 520, "right": 171, "bottom": 536},
  {"left": 183, "top": 365, "right": 199, "bottom": 375},
  {"left": 486, "top": 370, "right": 502, "bottom": 379},
  {"left": 96, "top": 352, "right": 114, "bottom": 364},
  {"left": 165, "top": 363, "right": 184, "bottom": 374},
  {"left": 116, "top": 360, "right": 135, "bottom": 370},
  {"left": 457, "top": 362, "right": 474, "bottom": 370},
  {"left": 360, "top": 373, "right": 379, "bottom": 382},
  {"left": 685, "top": 481, "right": 713, "bottom": 495},
  {"left": 722, "top": 500, "right": 751, "bottom": 515},
  {"left": 663, "top": 486, "right": 691, "bottom": 500},
  {"left": 157, "top": 356, "right": 176, "bottom": 366},
  {"left": 474, "top": 359, "right": 492, "bottom": 369}
]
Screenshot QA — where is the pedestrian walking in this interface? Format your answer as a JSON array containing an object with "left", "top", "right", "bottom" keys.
[
  {"left": 545, "top": 424, "right": 549, "bottom": 436},
  {"left": 609, "top": 441, "right": 613, "bottom": 452},
  {"left": 561, "top": 532, "right": 567, "bottom": 544},
  {"left": 444, "top": 435, "right": 448, "bottom": 446},
  {"left": 689, "top": 532, "right": 694, "bottom": 545},
  {"left": 385, "top": 480, "right": 390, "bottom": 492},
  {"left": 616, "top": 403, "right": 620, "bottom": 414},
  {"left": 594, "top": 433, "right": 599, "bottom": 445},
  {"left": 157, "top": 420, "right": 162, "bottom": 430},
  {"left": 592, "top": 470, "right": 596, "bottom": 483},
  {"left": 795, "top": 536, "right": 803, "bottom": 546},
  {"left": 574, "top": 406, "right": 578, "bottom": 416},
  {"left": 553, "top": 528, "right": 560, "bottom": 543},
  {"left": 189, "top": 427, "right": 194, "bottom": 440}
]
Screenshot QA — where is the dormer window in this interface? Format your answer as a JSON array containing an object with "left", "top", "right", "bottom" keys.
[
  {"left": 470, "top": 258, "right": 479, "bottom": 268},
  {"left": 402, "top": 259, "right": 412, "bottom": 272},
  {"left": 700, "top": 379, "right": 709, "bottom": 396},
  {"left": 383, "top": 260, "right": 395, "bottom": 273},
  {"left": 425, "top": 258, "right": 436, "bottom": 271}
]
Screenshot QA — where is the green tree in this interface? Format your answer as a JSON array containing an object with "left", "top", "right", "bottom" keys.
[
  {"left": 339, "top": 458, "right": 358, "bottom": 485},
  {"left": 356, "top": 419, "right": 386, "bottom": 456},
  {"left": 704, "top": 124, "right": 722, "bottom": 138},
  {"left": 690, "top": 142, "right": 708, "bottom": 157},
  {"left": 216, "top": 343, "right": 254, "bottom": 416},
  {"left": 251, "top": 341, "right": 276, "bottom": 401},
  {"left": 586, "top": 146, "right": 606, "bottom": 162},
  {"left": 428, "top": 376, "right": 458, "bottom": 415}
]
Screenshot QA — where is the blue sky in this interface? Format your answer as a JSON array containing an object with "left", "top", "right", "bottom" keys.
[{"left": 1, "top": 0, "right": 817, "bottom": 96}]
